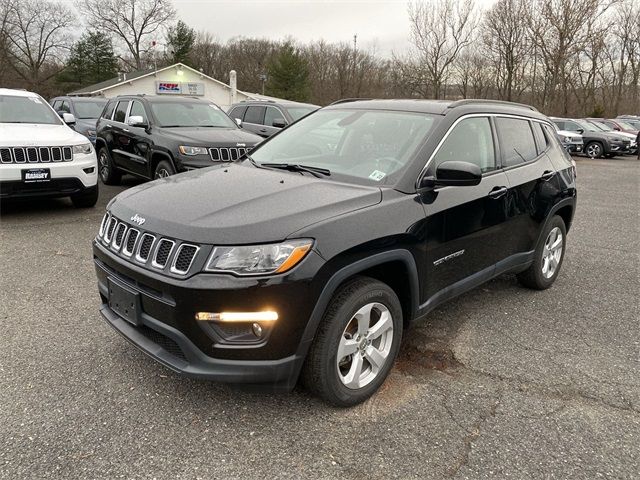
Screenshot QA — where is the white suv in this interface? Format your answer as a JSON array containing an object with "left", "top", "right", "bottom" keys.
[{"left": 0, "top": 88, "right": 99, "bottom": 207}]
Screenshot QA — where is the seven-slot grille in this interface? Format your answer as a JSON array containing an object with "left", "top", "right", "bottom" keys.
[
  {"left": 97, "top": 213, "right": 201, "bottom": 276},
  {"left": 0, "top": 146, "right": 72, "bottom": 163},
  {"left": 209, "top": 147, "right": 250, "bottom": 162}
]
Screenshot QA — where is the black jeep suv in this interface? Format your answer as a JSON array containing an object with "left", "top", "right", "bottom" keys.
[
  {"left": 93, "top": 99, "right": 576, "bottom": 406},
  {"left": 95, "top": 95, "right": 262, "bottom": 183}
]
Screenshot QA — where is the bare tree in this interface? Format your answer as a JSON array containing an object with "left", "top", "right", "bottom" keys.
[
  {"left": 405, "top": 0, "right": 477, "bottom": 99},
  {"left": 80, "top": 0, "right": 175, "bottom": 70},
  {"left": 611, "top": 0, "right": 640, "bottom": 113},
  {"left": 3, "top": 0, "right": 75, "bottom": 87},
  {"left": 483, "top": 0, "right": 531, "bottom": 101}
]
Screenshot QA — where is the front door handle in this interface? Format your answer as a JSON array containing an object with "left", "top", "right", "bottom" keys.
[
  {"left": 541, "top": 170, "right": 556, "bottom": 181},
  {"left": 488, "top": 186, "right": 508, "bottom": 199},
  {"left": 122, "top": 128, "right": 130, "bottom": 133}
]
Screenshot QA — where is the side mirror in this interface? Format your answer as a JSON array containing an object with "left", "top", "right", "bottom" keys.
[
  {"left": 128, "top": 115, "right": 147, "bottom": 127},
  {"left": 235, "top": 118, "right": 243, "bottom": 127},
  {"left": 272, "top": 118, "right": 287, "bottom": 128},
  {"left": 62, "top": 113, "right": 76, "bottom": 125},
  {"left": 420, "top": 161, "right": 482, "bottom": 189},
  {"left": 576, "top": 128, "right": 584, "bottom": 134},
  {"left": 613, "top": 126, "right": 621, "bottom": 131}
]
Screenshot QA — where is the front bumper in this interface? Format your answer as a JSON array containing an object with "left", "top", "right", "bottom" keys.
[
  {"left": 0, "top": 151, "right": 98, "bottom": 188},
  {"left": 93, "top": 240, "right": 325, "bottom": 385},
  {"left": 564, "top": 142, "right": 583, "bottom": 153}
]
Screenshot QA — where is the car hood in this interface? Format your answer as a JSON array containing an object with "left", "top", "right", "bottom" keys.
[
  {"left": 156, "top": 127, "right": 263, "bottom": 145},
  {"left": 109, "top": 162, "right": 382, "bottom": 244},
  {"left": 0, "top": 123, "right": 87, "bottom": 146},
  {"left": 74, "top": 119, "right": 98, "bottom": 133}
]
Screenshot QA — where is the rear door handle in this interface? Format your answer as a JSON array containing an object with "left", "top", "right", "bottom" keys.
[
  {"left": 541, "top": 170, "right": 556, "bottom": 181},
  {"left": 259, "top": 128, "right": 267, "bottom": 133},
  {"left": 123, "top": 128, "right": 130, "bottom": 133},
  {"left": 488, "top": 186, "right": 508, "bottom": 199}
]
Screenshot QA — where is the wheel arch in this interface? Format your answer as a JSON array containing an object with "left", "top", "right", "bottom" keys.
[
  {"left": 150, "top": 150, "right": 176, "bottom": 177},
  {"left": 296, "top": 249, "right": 420, "bottom": 358}
]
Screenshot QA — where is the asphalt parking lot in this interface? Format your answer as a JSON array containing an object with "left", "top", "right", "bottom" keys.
[{"left": 1, "top": 156, "right": 638, "bottom": 479}]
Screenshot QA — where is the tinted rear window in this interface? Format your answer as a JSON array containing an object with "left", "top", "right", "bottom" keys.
[
  {"left": 496, "top": 117, "right": 538, "bottom": 167},
  {"left": 103, "top": 100, "right": 116, "bottom": 119},
  {"left": 113, "top": 101, "right": 129, "bottom": 123},
  {"left": 244, "top": 106, "right": 265, "bottom": 124}
]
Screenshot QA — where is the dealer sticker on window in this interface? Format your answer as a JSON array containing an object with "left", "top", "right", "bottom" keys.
[{"left": 368, "top": 170, "right": 386, "bottom": 181}]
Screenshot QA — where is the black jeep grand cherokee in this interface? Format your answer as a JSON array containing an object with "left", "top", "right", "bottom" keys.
[
  {"left": 95, "top": 95, "right": 262, "bottom": 183},
  {"left": 93, "top": 99, "right": 576, "bottom": 406}
]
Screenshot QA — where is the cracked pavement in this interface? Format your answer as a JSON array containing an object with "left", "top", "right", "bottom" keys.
[{"left": 1, "top": 156, "right": 638, "bottom": 479}]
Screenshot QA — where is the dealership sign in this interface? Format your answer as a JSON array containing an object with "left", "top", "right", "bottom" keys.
[{"left": 156, "top": 82, "right": 205, "bottom": 96}]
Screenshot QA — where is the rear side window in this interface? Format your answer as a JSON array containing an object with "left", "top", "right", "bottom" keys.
[
  {"left": 113, "top": 101, "right": 129, "bottom": 123},
  {"left": 433, "top": 117, "right": 497, "bottom": 173},
  {"left": 229, "top": 106, "right": 247, "bottom": 121},
  {"left": 103, "top": 100, "right": 116, "bottom": 119},
  {"left": 531, "top": 122, "right": 549, "bottom": 154},
  {"left": 496, "top": 117, "right": 538, "bottom": 167},
  {"left": 244, "top": 106, "right": 265, "bottom": 124}
]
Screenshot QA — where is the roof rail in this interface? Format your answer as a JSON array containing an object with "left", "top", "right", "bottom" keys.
[
  {"left": 447, "top": 99, "right": 538, "bottom": 112},
  {"left": 329, "top": 98, "right": 373, "bottom": 106},
  {"left": 240, "top": 99, "right": 276, "bottom": 103}
]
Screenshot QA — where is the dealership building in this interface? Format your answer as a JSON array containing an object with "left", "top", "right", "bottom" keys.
[{"left": 68, "top": 62, "right": 264, "bottom": 109}]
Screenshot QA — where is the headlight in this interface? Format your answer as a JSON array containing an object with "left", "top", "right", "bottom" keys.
[
  {"left": 179, "top": 145, "right": 209, "bottom": 156},
  {"left": 205, "top": 239, "right": 313, "bottom": 275},
  {"left": 72, "top": 143, "right": 92, "bottom": 154},
  {"left": 86, "top": 129, "right": 97, "bottom": 137},
  {"left": 558, "top": 135, "right": 568, "bottom": 143}
]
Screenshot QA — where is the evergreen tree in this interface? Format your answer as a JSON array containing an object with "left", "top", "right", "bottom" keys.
[
  {"left": 58, "top": 31, "right": 118, "bottom": 88},
  {"left": 265, "top": 43, "right": 310, "bottom": 102},
  {"left": 166, "top": 20, "right": 195, "bottom": 65}
]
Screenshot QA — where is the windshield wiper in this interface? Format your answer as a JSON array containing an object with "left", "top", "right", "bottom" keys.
[{"left": 261, "top": 163, "right": 331, "bottom": 178}]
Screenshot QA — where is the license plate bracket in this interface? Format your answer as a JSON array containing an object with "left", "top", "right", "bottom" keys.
[
  {"left": 22, "top": 168, "right": 51, "bottom": 183},
  {"left": 108, "top": 278, "right": 141, "bottom": 326}
]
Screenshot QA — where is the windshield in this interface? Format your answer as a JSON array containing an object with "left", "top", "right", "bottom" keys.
[
  {"left": 249, "top": 109, "right": 437, "bottom": 185},
  {"left": 0, "top": 95, "right": 61, "bottom": 125},
  {"left": 286, "top": 106, "right": 317, "bottom": 121},
  {"left": 74, "top": 100, "right": 107, "bottom": 119},
  {"left": 625, "top": 119, "right": 640, "bottom": 129},
  {"left": 588, "top": 120, "right": 612, "bottom": 132},
  {"left": 151, "top": 101, "right": 236, "bottom": 128},
  {"left": 574, "top": 119, "right": 599, "bottom": 132},
  {"left": 616, "top": 120, "right": 637, "bottom": 130}
]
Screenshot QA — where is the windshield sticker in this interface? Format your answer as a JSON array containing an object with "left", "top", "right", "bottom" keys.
[
  {"left": 29, "top": 97, "right": 42, "bottom": 104},
  {"left": 369, "top": 170, "right": 386, "bottom": 181}
]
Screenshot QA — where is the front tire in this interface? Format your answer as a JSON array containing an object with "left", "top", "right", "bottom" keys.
[
  {"left": 71, "top": 184, "right": 98, "bottom": 208},
  {"left": 98, "top": 148, "right": 121, "bottom": 185},
  {"left": 302, "top": 276, "right": 403, "bottom": 407},
  {"left": 517, "top": 215, "right": 567, "bottom": 290},
  {"left": 154, "top": 160, "right": 175, "bottom": 179},
  {"left": 584, "top": 142, "right": 603, "bottom": 159}
]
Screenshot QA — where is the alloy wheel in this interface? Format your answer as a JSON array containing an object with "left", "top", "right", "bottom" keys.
[
  {"left": 99, "top": 152, "right": 110, "bottom": 181},
  {"left": 155, "top": 168, "right": 170, "bottom": 179},
  {"left": 336, "top": 302, "right": 394, "bottom": 389},
  {"left": 542, "top": 227, "right": 563, "bottom": 279},
  {"left": 586, "top": 143, "right": 601, "bottom": 158}
]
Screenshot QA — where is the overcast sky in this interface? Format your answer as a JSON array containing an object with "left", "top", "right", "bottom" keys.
[{"left": 174, "top": 0, "right": 495, "bottom": 56}]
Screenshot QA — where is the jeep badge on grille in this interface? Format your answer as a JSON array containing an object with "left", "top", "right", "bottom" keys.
[{"left": 130, "top": 214, "right": 146, "bottom": 226}]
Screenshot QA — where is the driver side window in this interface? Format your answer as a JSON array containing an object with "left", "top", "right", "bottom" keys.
[{"left": 433, "top": 117, "right": 496, "bottom": 173}]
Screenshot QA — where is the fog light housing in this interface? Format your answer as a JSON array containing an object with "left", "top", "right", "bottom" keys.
[
  {"left": 252, "top": 322, "right": 263, "bottom": 338},
  {"left": 195, "top": 311, "right": 278, "bottom": 322}
]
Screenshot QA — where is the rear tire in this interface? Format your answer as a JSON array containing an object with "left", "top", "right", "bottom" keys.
[
  {"left": 517, "top": 215, "right": 567, "bottom": 290},
  {"left": 302, "top": 276, "right": 403, "bottom": 407},
  {"left": 98, "top": 148, "right": 121, "bottom": 185},
  {"left": 71, "top": 184, "right": 98, "bottom": 208}
]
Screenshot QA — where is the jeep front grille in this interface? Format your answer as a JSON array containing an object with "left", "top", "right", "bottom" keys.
[
  {"left": 0, "top": 146, "right": 73, "bottom": 163},
  {"left": 209, "top": 147, "right": 250, "bottom": 162},
  {"left": 98, "top": 215, "right": 201, "bottom": 276}
]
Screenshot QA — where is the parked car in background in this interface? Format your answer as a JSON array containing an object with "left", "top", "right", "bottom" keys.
[
  {"left": 550, "top": 117, "right": 629, "bottom": 158},
  {"left": 95, "top": 95, "right": 262, "bottom": 184},
  {"left": 50, "top": 96, "right": 107, "bottom": 145},
  {"left": 228, "top": 100, "right": 319, "bottom": 138},
  {"left": 94, "top": 98, "right": 576, "bottom": 406},
  {"left": 586, "top": 119, "right": 637, "bottom": 155},
  {"left": 1, "top": 88, "right": 98, "bottom": 207},
  {"left": 554, "top": 128, "right": 583, "bottom": 154},
  {"left": 595, "top": 118, "right": 639, "bottom": 136}
]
